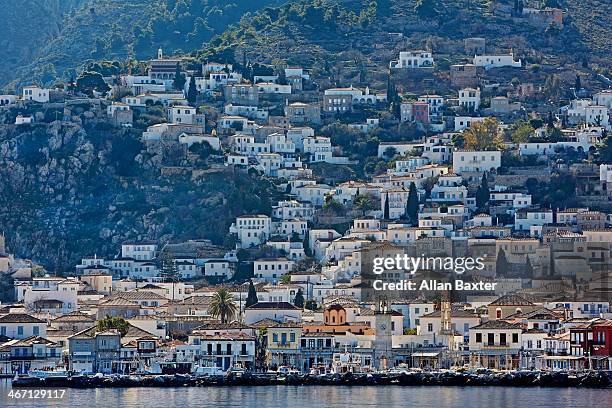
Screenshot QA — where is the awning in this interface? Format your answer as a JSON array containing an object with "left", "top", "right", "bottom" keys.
[{"left": 412, "top": 351, "right": 442, "bottom": 357}]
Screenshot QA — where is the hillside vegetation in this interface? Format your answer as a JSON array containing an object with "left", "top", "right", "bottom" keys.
[{"left": 1, "top": 0, "right": 288, "bottom": 90}]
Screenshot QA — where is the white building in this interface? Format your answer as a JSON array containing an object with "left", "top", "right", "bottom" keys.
[
  {"left": 454, "top": 116, "right": 485, "bottom": 131},
  {"left": 202, "top": 260, "right": 234, "bottom": 279},
  {"left": 0, "top": 95, "right": 17, "bottom": 107},
  {"left": 168, "top": 106, "right": 204, "bottom": 125},
  {"left": 452, "top": 150, "right": 501, "bottom": 174},
  {"left": 585, "top": 105, "right": 609, "bottom": 129},
  {"left": 593, "top": 90, "right": 612, "bottom": 109},
  {"left": 294, "top": 184, "right": 333, "bottom": 207},
  {"left": 22, "top": 86, "right": 50, "bottom": 103},
  {"left": 418, "top": 95, "right": 444, "bottom": 116},
  {"left": 0, "top": 313, "right": 47, "bottom": 339},
  {"left": 272, "top": 200, "right": 314, "bottom": 221},
  {"left": 230, "top": 215, "right": 272, "bottom": 248},
  {"left": 224, "top": 104, "right": 268, "bottom": 121},
  {"left": 390, "top": 51, "right": 434, "bottom": 69},
  {"left": 303, "top": 136, "right": 332, "bottom": 162},
  {"left": 15, "top": 115, "right": 33, "bottom": 125},
  {"left": 473, "top": 54, "right": 521, "bottom": 69},
  {"left": 107, "top": 102, "right": 130, "bottom": 117},
  {"left": 20, "top": 277, "right": 80, "bottom": 315},
  {"left": 514, "top": 208, "right": 554, "bottom": 233},
  {"left": 253, "top": 258, "right": 295, "bottom": 282},
  {"left": 121, "top": 243, "right": 157, "bottom": 261},
  {"left": 459, "top": 88, "right": 481, "bottom": 111},
  {"left": 256, "top": 82, "right": 291, "bottom": 94}
]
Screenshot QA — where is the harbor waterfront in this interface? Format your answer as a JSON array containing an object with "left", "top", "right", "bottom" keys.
[
  {"left": 1, "top": 380, "right": 612, "bottom": 408},
  {"left": 7, "top": 370, "right": 612, "bottom": 388}
]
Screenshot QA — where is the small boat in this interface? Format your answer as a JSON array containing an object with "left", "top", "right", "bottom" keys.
[
  {"left": 226, "top": 364, "right": 247, "bottom": 377},
  {"left": 193, "top": 364, "right": 225, "bottom": 377},
  {"left": 29, "top": 369, "right": 70, "bottom": 379},
  {"left": 277, "top": 366, "right": 299, "bottom": 376}
]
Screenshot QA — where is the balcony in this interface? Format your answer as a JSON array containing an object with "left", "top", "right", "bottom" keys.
[{"left": 482, "top": 343, "right": 512, "bottom": 350}]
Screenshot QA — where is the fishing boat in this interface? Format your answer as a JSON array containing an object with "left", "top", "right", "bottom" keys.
[
  {"left": 331, "top": 352, "right": 369, "bottom": 374},
  {"left": 28, "top": 368, "right": 70, "bottom": 379},
  {"left": 277, "top": 366, "right": 299, "bottom": 376},
  {"left": 193, "top": 364, "right": 225, "bottom": 377}
]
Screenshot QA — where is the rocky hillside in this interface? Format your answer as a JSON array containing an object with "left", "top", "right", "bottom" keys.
[
  {"left": 1, "top": 0, "right": 289, "bottom": 90},
  {"left": 201, "top": 0, "right": 610, "bottom": 80},
  {"left": 0, "top": 115, "right": 277, "bottom": 272}
]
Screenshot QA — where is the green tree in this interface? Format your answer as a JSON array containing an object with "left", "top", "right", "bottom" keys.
[
  {"left": 97, "top": 316, "right": 129, "bottom": 336},
  {"left": 75, "top": 71, "right": 110, "bottom": 96},
  {"left": 280, "top": 274, "right": 291, "bottom": 284},
  {"left": 246, "top": 280, "right": 258, "bottom": 307},
  {"left": 304, "top": 299, "right": 317, "bottom": 311},
  {"left": 405, "top": 182, "right": 419, "bottom": 225},
  {"left": 511, "top": 121, "right": 533, "bottom": 144},
  {"left": 475, "top": 173, "right": 490, "bottom": 211},
  {"left": 496, "top": 248, "right": 510, "bottom": 276},
  {"left": 187, "top": 75, "right": 197, "bottom": 105},
  {"left": 597, "top": 135, "right": 612, "bottom": 163},
  {"left": 463, "top": 118, "right": 504, "bottom": 150},
  {"left": 174, "top": 63, "right": 186, "bottom": 90},
  {"left": 575, "top": 74, "right": 581, "bottom": 91},
  {"left": 208, "top": 288, "right": 238, "bottom": 323},
  {"left": 293, "top": 288, "right": 305, "bottom": 308},
  {"left": 160, "top": 249, "right": 178, "bottom": 280},
  {"left": 414, "top": 0, "right": 439, "bottom": 18}
]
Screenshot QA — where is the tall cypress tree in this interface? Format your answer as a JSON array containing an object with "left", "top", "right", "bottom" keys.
[
  {"left": 245, "top": 280, "right": 258, "bottom": 307},
  {"left": 406, "top": 182, "right": 419, "bottom": 225},
  {"left": 475, "top": 173, "right": 490, "bottom": 211},
  {"left": 294, "top": 288, "right": 305, "bottom": 308},
  {"left": 187, "top": 75, "right": 197, "bottom": 105},
  {"left": 383, "top": 192, "right": 390, "bottom": 219},
  {"left": 174, "top": 63, "right": 186, "bottom": 90}
]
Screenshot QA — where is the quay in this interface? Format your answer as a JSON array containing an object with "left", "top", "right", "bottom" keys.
[{"left": 10, "top": 370, "right": 612, "bottom": 389}]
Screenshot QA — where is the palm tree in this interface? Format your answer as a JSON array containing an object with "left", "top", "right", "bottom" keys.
[{"left": 209, "top": 288, "right": 238, "bottom": 323}]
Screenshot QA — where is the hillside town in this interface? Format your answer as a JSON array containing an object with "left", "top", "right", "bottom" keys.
[{"left": 0, "top": 31, "right": 611, "bottom": 378}]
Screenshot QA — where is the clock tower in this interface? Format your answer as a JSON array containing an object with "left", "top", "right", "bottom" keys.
[{"left": 372, "top": 301, "right": 393, "bottom": 371}]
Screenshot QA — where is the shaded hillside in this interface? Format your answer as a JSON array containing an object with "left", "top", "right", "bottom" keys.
[
  {"left": 0, "top": 0, "right": 86, "bottom": 89},
  {"left": 0, "top": 118, "right": 277, "bottom": 272},
  {"left": 2, "top": 0, "right": 289, "bottom": 90}
]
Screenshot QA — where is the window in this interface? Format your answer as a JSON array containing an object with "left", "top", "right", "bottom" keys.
[
  {"left": 512, "top": 333, "right": 519, "bottom": 343},
  {"left": 33, "top": 326, "right": 39, "bottom": 336},
  {"left": 17, "top": 326, "right": 23, "bottom": 336},
  {"left": 476, "top": 333, "right": 482, "bottom": 343},
  {"left": 427, "top": 323, "right": 433, "bottom": 332}
]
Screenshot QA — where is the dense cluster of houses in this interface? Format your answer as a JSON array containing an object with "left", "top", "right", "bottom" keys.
[{"left": 1, "top": 36, "right": 611, "bottom": 376}]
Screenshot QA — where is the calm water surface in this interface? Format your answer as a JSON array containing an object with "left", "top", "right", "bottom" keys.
[{"left": 1, "top": 380, "right": 611, "bottom": 408}]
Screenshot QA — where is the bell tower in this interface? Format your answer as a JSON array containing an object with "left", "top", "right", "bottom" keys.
[{"left": 373, "top": 300, "right": 393, "bottom": 370}]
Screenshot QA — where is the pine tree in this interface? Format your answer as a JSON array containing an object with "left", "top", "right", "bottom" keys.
[
  {"left": 246, "top": 280, "right": 258, "bottom": 307},
  {"left": 546, "top": 111, "right": 555, "bottom": 128},
  {"left": 294, "top": 288, "right": 305, "bottom": 308},
  {"left": 187, "top": 75, "right": 197, "bottom": 105},
  {"left": 475, "top": 173, "right": 490, "bottom": 211},
  {"left": 406, "top": 182, "right": 419, "bottom": 225}
]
